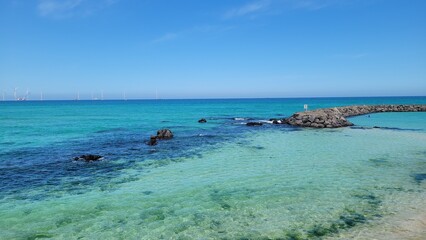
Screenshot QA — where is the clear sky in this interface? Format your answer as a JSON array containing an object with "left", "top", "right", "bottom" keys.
[{"left": 0, "top": 0, "right": 425, "bottom": 100}]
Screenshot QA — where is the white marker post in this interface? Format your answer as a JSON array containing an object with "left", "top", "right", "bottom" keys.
[{"left": 304, "top": 104, "right": 308, "bottom": 112}]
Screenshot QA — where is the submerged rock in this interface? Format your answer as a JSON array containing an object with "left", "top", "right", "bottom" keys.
[
  {"left": 157, "top": 129, "right": 173, "bottom": 139},
  {"left": 147, "top": 136, "right": 158, "bottom": 146},
  {"left": 198, "top": 118, "right": 207, "bottom": 123},
  {"left": 246, "top": 122, "right": 263, "bottom": 126},
  {"left": 74, "top": 154, "right": 103, "bottom": 161},
  {"left": 414, "top": 173, "right": 426, "bottom": 183},
  {"left": 339, "top": 212, "right": 366, "bottom": 227}
]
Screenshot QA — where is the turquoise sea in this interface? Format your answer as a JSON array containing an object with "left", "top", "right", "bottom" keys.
[{"left": 0, "top": 97, "right": 425, "bottom": 239}]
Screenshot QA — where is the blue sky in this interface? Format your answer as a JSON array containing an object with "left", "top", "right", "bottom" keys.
[{"left": 0, "top": 0, "right": 425, "bottom": 99}]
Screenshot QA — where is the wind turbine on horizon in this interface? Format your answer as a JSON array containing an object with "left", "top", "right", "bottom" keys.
[
  {"left": 25, "top": 88, "right": 30, "bottom": 100},
  {"left": 12, "top": 87, "right": 30, "bottom": 101}
]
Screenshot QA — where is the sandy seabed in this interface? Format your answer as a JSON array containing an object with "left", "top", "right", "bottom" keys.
[{"left": 328, "top": 192, "right": 426, "bottom": 240}]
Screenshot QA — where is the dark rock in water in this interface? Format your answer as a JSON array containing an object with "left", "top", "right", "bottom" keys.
[
  {"left": 270, "top": 119, "right": 283, "bottom": 124},
  {"left": 246, "top": 122, "right": 263, "bottom": 126},
  {"left": 74, "top": 154, "right": 103, "bottom": 161},
  {"left": 156, "top": 129, "right": 173, "bottom": 139},
  {"left": 373, "top": 126, "right": 381, "bottom": 128},
  {"left": 414, "top": 173, "right": 426, "bottom": 183},
  {"left": 147, "top": 129, "right": 173, "bottom": 144},
  {"left": 147, "top": 135, "right": 158, "bottom": 146},
  {"left": 198, "top": 118, "right": 207, "bottom": 123}
]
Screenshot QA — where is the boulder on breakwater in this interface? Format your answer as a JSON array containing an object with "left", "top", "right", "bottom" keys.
[{"left": 285, "top": 105, "right": 426, "bottom": 128}]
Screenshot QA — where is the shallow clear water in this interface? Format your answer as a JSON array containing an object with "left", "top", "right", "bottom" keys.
[{"left": 0, "top": 97, "right": 425, "bottom": 239}]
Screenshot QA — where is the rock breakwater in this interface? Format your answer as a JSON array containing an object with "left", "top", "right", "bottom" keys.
[{"left": 285, "top": 105, "right": 426, "bottom": 128}]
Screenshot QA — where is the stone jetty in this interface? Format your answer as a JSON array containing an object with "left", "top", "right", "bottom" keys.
[{"left": 285, "top": 105, "right": 426, "bottom": 128}]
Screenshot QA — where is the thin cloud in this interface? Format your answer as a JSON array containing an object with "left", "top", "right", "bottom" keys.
[
  {"left": 151, "top": 25, "right": 236, "bottom": 44},
  {"left": 332, "top": 53, "right": 369, "bottom": 59},
  {"left": 37, "top": 0, "right": 117, "bottom": 18},
  {"left": 284, "top": 0, "right": 369, "bottom": 11},
  {"left": 223, "top": 0, "right": 355, "bottom": 19},
  {"left": 224, "top": 0, "right": 270, "bottom": 19},
  {"left": 152, "top": 33, "right": 179, "bottom": 43},
  {"left": 192, "top": 25, "right": 237, "bottom": 33},
  {"left": 38, "top": 0, "right": 83, "bottom": 17},
  {"left": 287, "top": 0, "right": 353, "bottom": 10},
  {"left": 288, "top": 0, "right": 332, "bottom": 10}
]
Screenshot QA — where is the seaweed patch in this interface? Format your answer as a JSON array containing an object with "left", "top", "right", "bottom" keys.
[{"left": 413, "top": 173, "right": 426, "bottom": 183}]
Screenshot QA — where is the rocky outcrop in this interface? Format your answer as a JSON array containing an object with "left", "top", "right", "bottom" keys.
[
  {"left": 270, "top": 119, "right": 284, "bottom": 124},
  {"left": 285, "top": 105, "right": 426, "bottom": 128},
  {"left": 147, "top": 129, "right": 174, "bottom": 145},
  {"left": 198, "top": 118, "right": 207, "bottom": 123},
  {"left": 74, "top": 154, "right": 103, "bottom": 161},
  {"left": 156, "top": 129, "right": 174, "bottom": 139}
]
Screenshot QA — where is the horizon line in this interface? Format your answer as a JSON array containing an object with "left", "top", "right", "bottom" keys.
[{"left": 1, "top": 95, "right": 425, "bottom": 102}]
